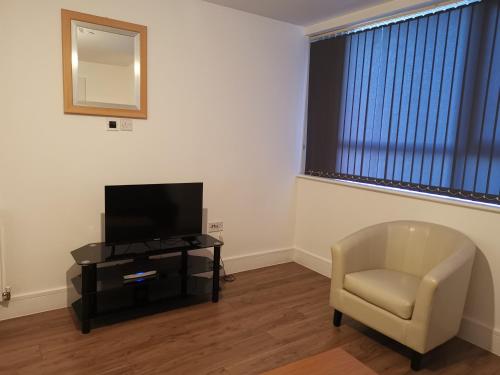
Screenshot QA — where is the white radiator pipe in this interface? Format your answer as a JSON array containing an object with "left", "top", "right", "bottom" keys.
[{"left": 0, "top": 224, "right": 6, "bottom": 292}]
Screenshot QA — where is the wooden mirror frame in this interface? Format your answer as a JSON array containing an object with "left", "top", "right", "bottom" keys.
[{"left": 61, "top": 9, "right": 147, "bottom": 119}]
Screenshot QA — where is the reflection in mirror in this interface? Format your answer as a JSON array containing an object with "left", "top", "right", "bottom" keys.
[{"left": 72, "top": 21, "right": 140, "bottom": 109}]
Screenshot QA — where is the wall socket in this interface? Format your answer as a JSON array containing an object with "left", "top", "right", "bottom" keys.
[
  {"left": 120, "top": 118, "right": 133, "bottom": 131},
  {"left": 208, "top": 222, "right": 223, "bottom": 233}
]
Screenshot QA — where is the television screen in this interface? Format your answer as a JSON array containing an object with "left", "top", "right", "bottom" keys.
[{"left": 105, "top": 183, "right": 203, "bottom": 245}]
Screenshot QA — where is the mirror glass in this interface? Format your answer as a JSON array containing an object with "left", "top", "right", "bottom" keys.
[{"left": 71, "top": 21, "right": 140, "bottom": 109}]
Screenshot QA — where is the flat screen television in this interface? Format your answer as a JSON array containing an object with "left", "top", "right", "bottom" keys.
[{"left": 105, "top": 183, "right": 203, "bottom": 245}]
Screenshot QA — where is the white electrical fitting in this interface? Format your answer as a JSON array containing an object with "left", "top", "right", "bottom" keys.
[{"left": 0, "top": 222, "right": 8, "bottom": 299}]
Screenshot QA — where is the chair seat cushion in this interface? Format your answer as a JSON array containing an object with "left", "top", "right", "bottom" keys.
[{"left": 344, "top": 269, "right": 421, "bottom": 319}]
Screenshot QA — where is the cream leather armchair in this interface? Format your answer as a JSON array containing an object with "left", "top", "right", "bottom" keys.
[{"left": 330, "top": 221, "right": 476, "bottom": 371}]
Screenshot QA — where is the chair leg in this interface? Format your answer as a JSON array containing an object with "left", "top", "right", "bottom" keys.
[
  {"left": 333, "top": 309, "right": 343, "bottom": 327},
  {"left": 410, "top": 351, "right": 424, "bottom": 371}
]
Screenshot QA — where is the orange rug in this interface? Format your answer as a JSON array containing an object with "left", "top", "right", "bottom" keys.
[{"left": 262, "top": 347, "right": 377, "bottom": 375}]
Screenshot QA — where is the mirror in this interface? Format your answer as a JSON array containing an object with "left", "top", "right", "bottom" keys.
[{"left": 62, "top": 10, "right": 147, "bottom": 119}]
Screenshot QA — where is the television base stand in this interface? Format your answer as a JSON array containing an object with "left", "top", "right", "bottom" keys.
[{"left": 70, "top": 235, "right": 223, "bottom": 333}]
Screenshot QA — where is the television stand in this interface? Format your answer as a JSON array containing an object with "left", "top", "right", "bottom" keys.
[{"left": 70, "top": 234, "right": 223, "bottom": 333}]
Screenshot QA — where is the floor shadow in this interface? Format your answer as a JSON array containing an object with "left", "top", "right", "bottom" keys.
[
  {"left": 65, "top": 262, "right": 81, "bottom": 330},
  {"left": 342, "top": 318, "right": 482, "bottom": 371}
]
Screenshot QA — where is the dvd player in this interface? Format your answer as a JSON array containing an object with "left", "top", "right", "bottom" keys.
[{"left": 123, "top": 270, "right": 158, "bottom": 283}]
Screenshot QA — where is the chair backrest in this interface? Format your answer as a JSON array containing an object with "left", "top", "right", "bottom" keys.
[{"left": 377, "top": 221, "right": 474, "bottom": 277}]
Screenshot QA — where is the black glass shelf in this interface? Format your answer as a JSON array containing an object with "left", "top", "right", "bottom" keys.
[
  {"left": 72, "top": 276, "right": 212, "bottom": 327},
  {"left": 71, "top": 234, "right": 223, "bottom": 265},
  {"left": 70, "top": 234, "right": 222, "bottom": 333},
  {"left": 71, "top": 251, "right": 213, "bottom": 294}
]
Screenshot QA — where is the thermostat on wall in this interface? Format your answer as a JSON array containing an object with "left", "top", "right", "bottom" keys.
[{"left": 107, "top": 118, "right": 119, "bottom": 131}]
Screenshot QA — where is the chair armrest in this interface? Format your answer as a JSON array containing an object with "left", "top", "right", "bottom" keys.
[
  {"left": 409, "top": 242, "right": 476, "bottom": 352},
  {"left": 331, "top": 224, "right": 387, "bottom": 290}
]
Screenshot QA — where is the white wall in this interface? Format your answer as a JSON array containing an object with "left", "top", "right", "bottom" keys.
[
  {"left": 293, "top": 176, "right": 500, "bottom": 355},
  {"left": 0, "top": 0, "right": 308, "bottom": 318},
  {"left": 78, "top": 61, "right": 135, "bottom": 105}
]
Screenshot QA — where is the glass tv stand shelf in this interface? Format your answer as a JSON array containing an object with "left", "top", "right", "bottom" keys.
[{"left": 70, "top": 234, "right": 223, "bottom": 333}]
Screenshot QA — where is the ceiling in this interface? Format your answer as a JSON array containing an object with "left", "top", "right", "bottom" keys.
[{"left": 203, "top": 0, "right": 393, "bottom": 26}]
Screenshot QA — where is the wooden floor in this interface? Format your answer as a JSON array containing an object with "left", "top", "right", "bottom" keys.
[{"left": 0, "top": 263, "right": 499, "bottom": 375}]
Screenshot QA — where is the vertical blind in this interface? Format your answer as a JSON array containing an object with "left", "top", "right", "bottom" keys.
[{"left": 305, "top": 0, "right": 499, "bottom": 205}]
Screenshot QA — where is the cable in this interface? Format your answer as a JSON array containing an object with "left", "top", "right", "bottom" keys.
[
  {"left": 214, "top": 230, "right": 235, "bottom": 283},
  {"left": 220, "top": 257, "right": 235, "bottom": 282}
]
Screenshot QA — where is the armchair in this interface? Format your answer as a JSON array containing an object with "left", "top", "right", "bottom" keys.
[{"left": 330, "top": 221, "right": 476, "bottom": 370}]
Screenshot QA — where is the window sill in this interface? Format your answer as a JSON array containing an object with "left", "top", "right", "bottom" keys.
[{"left": 297, "top": 174, "right": 500, "bottom": 214}]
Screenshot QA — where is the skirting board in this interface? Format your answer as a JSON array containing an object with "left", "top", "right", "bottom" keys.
[
  {"left": 293, "top": 247, "right": 331, "bottom": 277},
  {"left": 222, "top": 247, "right": 294, "bottom": 275},
  {"left": 0, "top": 286, "right": 69, "bottom": 321},
  {"left": 459, "top": 315, "right": 500, "bottom": 356},
  {"left": 293, "top": 246, "right": 500, "bottom": 356}
]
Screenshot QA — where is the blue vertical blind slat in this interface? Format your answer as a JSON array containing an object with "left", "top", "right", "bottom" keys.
[{"left": 306, "top": 0, "right": 499, "bottom": 205}]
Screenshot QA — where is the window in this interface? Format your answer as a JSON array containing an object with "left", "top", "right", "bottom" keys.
[{"left": 305, "top": 0, "right": 499, "bottom": 205}]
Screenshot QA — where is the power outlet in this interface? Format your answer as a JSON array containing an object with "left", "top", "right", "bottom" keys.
[
  {"left": 208, "top": 222, "right": 223, "bottom": 233},
  {"left": 120, "top": 118, "right": 133, "bottom": 131}
]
